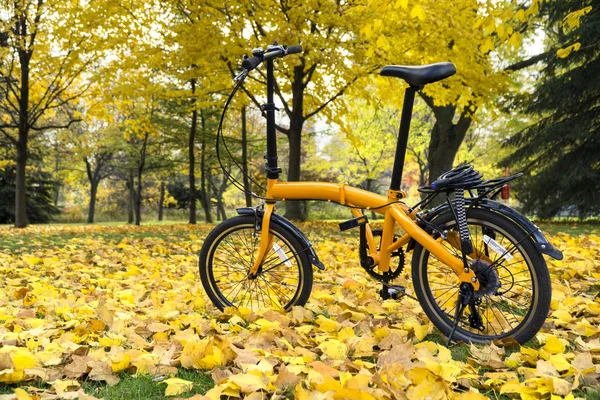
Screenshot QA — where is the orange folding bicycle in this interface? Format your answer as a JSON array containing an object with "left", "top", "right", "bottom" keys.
[{"left": 199, "top": 43, "right": 563, "bottom": 343}]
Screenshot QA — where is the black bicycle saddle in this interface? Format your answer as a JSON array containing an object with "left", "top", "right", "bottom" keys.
[{"left": 380, "top": 62, "right": 456, "bottom": 86}]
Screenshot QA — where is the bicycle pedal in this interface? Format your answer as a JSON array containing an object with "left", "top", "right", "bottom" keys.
[
  {"left": 339, "top": 215, "right": 368, "bottom": 231},
  {"left": 380, "top": 285, "right": 406, "bottom": 300}
]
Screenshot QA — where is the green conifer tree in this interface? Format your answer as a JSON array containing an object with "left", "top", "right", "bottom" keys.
[{"left": 502, "top": 1, "right": 599, "bottom": 218}]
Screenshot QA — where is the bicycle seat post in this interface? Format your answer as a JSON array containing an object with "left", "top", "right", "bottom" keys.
[{"left": 389, "top": 85, "right": 419, "bottom": 193}]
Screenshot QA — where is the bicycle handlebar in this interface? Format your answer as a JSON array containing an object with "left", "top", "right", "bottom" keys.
[
  {"left": 240, "top": 44, "right": 302, "bottom": 72},
  {"left": 286, "top": 45, "right": 302, "bottom": 54},
  {"left": 241, "top": 56, "right": 261, "bottom": 71}
]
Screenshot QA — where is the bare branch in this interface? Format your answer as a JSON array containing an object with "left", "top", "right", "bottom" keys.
[
  {"left": 29, "top": 56, "right": 92, "bottom": 124},
  {"left": 256, "top": 67, "right": 292, "bottom": 117},
  {"left": 304, "top": 75, "right": 359, "bottom": 120},
  {"left": 505, "top": 50, "right": 554, "bottom": 71},
  {"left": 303, "top": 63, "right": 317, "bottom": 88},
  {"left": 28, "top": 0, "right": 43, "bottom": 48},
  {"left": 30, "top": 118, "right": 81, "bottom": 131},
  {"left": 0, "top": 127, "right": 17, "bottom": 144}
]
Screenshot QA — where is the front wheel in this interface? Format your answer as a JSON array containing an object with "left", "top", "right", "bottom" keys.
[
  {"left": 412, "top": 208, "right": 551, "bottom": 344},
  {"left": 199, "top": 215, "right": 313, "bottom": 311}
]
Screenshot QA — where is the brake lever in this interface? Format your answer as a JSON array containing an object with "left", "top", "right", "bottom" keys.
[{"left": 233, "top": 69, "right": 248, "bottom": 83}]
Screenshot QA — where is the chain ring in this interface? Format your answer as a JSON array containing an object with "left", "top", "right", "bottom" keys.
[{"left": 363, "top": 229, "right": 405, "bottom": 283}]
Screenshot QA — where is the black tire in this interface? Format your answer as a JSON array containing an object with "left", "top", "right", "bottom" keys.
[
  {"left": 412, "top": 208, "right": 551, "bottom": 344},
  {"left": 199, "top": 215, "right": 313, "bottom": 311}
]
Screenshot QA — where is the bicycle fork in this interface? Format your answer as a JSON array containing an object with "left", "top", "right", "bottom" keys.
[{"left": 248, "top": 203, "right": 275, "bottom": 279}]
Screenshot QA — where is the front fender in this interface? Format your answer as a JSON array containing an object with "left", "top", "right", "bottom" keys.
[
  {"left": 410, "top": 199, "right": 563, "bottom": 260},
  {"left": 236, "top": 207, "right": 325, "bottom": 270}
]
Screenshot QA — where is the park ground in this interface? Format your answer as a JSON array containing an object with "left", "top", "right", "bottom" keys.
[{"left": 0, "top": 220, "right": 598, "bottom": 399}]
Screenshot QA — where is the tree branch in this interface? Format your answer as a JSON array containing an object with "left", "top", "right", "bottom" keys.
[
  {"left": 504, "top": 49, "right": 554, "bottom": 72},
  {"left": 304, "top": 75, "right": 358, "bottom": 120},
  {"left": 0, "top": 127, "right": 17, "bottom": 144},
  {"left": 28, "top": 0, "right": 43, "bottom": 49},
  {"left": 254, "top": 67, "right": 292, "bottom": 117},
  {"left": 30, "top": 118, "right": 81, "bottom": 131},
  {"left": 303, "top": 63, "right": 317, "bottom": 88}
]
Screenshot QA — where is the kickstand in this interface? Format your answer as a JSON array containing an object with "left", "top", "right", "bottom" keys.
[{"left": 447, "top": 283, "right": 474, "bottom": 346}]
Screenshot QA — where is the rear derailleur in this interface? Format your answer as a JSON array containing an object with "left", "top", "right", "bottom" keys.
[{"left": 447, "top": 282, "right": 485, "bottom": 344}]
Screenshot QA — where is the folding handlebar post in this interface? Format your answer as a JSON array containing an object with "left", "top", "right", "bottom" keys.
[
  {"left": 389, "top": 86, "right": 417, "bottom": 191},
  {"left": 264, "top": 59, "right": 281, "bottom": 180}
]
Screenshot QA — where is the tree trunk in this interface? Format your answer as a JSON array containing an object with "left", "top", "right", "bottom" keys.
[
  {"left": 427, "top": 117, "right": 472, "bottom": 182},
  {"left": 134, "top": 132, "right": 149, "bottom": 226},
  {"left": 54, "top": 143, "right": 60, "bottom": 206},
  {"left": 217, "top": 200, "right": 226, "bottom": 220},
  {"left": 158, "top": 181, "right": 165, "bottom": 221},
  {"left": 422, "top": 95, "right": 473, "bottom": 207},
  {"left": 284, "top": 65, "right": 308, "bottom": 221},
  {"left": 241, "top": 106, "right": 252, "bottom": 207},
  {"left": 365, "top": 178, "right": 376, "bottom": 220},
  {"left": 87, "top": 180, "right": 99, "bottom": 224},
  {"left": 15, "top": 136, "right": 28, "bottom": 228},
  {"left": 284, "top": 119, "right": 307, "bottom": 221},
  {"left": 199, "top": 111, "right": 213, "bottom": 223},
  {"left": 14, "top": 33, "right": 31, "bottom": 228},
  {"left": 134, "top": 171, "right": 142, "bottom": 226},
  {"left": 210, "top": 174, "right": 228, "bottom": 221},
  {"left": 188, "top": 78, "right": 198, "bottom": 224},
  {"left": 217, "top": 173, "right": 228, "bottom": 220},
  {"left": 127, "top": 173, "right": 134, "bottom": 224}
]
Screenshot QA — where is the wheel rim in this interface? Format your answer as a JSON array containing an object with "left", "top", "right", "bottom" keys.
[
  {"left": 420, "top": 218, "right": 538, "bottom": 340},
  {"left": 207, "top": 224, "right": 304, "bottom": 311}
]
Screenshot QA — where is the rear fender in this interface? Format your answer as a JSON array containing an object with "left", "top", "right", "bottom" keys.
[
  {"left": 407, "top": 199, "right": 563, "bottom": 260},
  {"left": 236, "top": 207, "right": 325, "bottom": 270}
]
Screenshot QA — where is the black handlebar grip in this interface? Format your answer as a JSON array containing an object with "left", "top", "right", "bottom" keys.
[
  {"left": 286, "top": 45, "right": 302, "bottom": 54},
  {"left": 242, "top": 56, "right": 261, "bottom": 71}
]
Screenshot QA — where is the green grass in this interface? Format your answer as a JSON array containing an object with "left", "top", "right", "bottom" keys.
[
  {"left": 536, "top": 221, "right": 600, "bottom": 236},
  {"left": 82, "top": 369, "right": 214, "bottom": 399},
  {"left": 0, "top": 370, "right": 213, "bottom": 399},
  {"left": 0, "top": 380, "right": 50, "bottom": 395},
  {"left": 576, "top": 387, "right": 600, "bottom": 399},
  {"left": 481, "top": 389, "right": 512, "bottom": 400},
  {"left": 0, "top": 223, "right": 212, "bottom": 253},
  {"left": 423, "top": 331, "right": 470, "bottom": 362}
]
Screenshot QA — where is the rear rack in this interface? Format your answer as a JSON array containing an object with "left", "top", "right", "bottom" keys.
[
  {"left": 419, "top": 165, "right": 521, "bottom": 196},
  {"left": 469, "top": 173, "right": 523, "bottom": 199}
]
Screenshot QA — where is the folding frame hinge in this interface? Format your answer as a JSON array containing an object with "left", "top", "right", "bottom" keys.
[{"left": 387, "top": 189, "right": 406, "bottom": 200}]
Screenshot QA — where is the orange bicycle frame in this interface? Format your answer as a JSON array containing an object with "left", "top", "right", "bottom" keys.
[
  {"left": 249, "top": 180, "right": 480, "bottom": 290},
  {"left": 247, "top": 53, "right": 479, "bottom": 290}
]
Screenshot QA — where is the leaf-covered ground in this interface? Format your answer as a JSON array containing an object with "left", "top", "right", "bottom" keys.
[{"left": 0, "top": 222, "right": 599, "bottom": 399}]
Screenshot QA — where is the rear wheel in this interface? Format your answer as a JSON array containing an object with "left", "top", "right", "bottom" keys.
[
  {"left": 199, "top": 216, "right": 313, "bottom": 311},
  {"left": 412, "top": 208, "right": 551, "bottom": 344}
]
